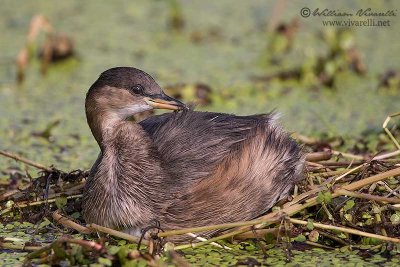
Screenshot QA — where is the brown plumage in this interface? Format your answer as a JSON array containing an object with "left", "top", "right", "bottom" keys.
[{"left": 82, "top": 67, "right": 305, "bottom": 242}]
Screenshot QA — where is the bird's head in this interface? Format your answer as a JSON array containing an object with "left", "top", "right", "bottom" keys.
[
  {"left": 86, "top": 67, "right": 187, "bottom": 120},
  {"left": 85, "top": 67, "right": 188, "bottom": 144}
]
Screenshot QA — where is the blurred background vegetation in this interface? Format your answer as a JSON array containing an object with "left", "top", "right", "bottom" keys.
[{"left": 0, "top": 0, "right": 399, "bottom": 170}]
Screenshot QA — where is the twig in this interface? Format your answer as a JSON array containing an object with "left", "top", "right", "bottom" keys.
[
  {"left": 0, "top": 182, "right": 32, "bottom": 201},
  {"left": 386, "top": 184, "right": 400, "bottom": 197},
  {"left": 377, "top": 181, "right": 400, "bottom": 197},
  {"left": 0, "top": 149, "right": 52, "bottom": 172},
  {"left": 339, "top": 166, "right": 400, "bottom": 191},
  {"left": 306, "top": 161, "right": 330, "bottom": 169},
  {"left": 158, "top": 220, "right": 263, "bottom": 238},
  {"left": 334, "top": 164, "right": 366, "bottom": 183},
  {"left": 309, "top": 169, "right": 357, "bottom": 178},
  {"left": 292, "top": 133, "right": 319, "bottom": 145},
  {"left": 0, "top": 194, "right": 82, "bottom": 215},
  {"left": 336, "top": 189, "right": 400, "bottom": 204},
  {"left": 282, "top": 184, "right": 327, "bottom": 208},
  {"left": 286, "top": 162, "right": 362, "bottom": 208},
  {"left": 52, "top": 210, "right": 92, "bottom": 234},
  {"left": 373, "top": 150, "right": 400, "bottom": 160},
  {"left": 26, "top": 237, "right": 103, "bottom": 260},
  {"left": 0, "top": 242, "right": 43, "bottom": 251},
  {"left": 26, "top": 244, "right": 53, "bottom": 259},
  {"left": 304, "top": 241, "right": 334, "bottom": 250},
  {"left": 58, "top": 237, "right": 103, "bottom": 251},
  {"left": 306, "top": 151, "right": 332, "bottom": 162},
  {"left": 45, "top": 188, "right": 84, "bottom": 200},
  {"left": 233, "top": 228, "right": 279, "bottom": 240},
  {"left": 88, "top": 223, "right": 149, "bottom": 245},
  {"left": 382, "top": 112, "right": 400, "bottom": 150},
  {"left": 185, "top": 232, "right": 232, "bottom": 250},
  {"left": 317, "top": 230, "right": 349, "bottom": 246},
  {"left": 316, "top": 161, "right": 365, "bottom": 167},
  {"left": 288, "top": 218, "right": 400, "bottom": 244},
  {"left": 332, "top": 150, "right": 364, "bottom": 160}
]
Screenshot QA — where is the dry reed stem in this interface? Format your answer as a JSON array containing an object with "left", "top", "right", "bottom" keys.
[
  {"left": 309, "top": 168, "right": 358, "bottom": 178},
  {"left": 0, "top": 242, "right": 43, "bottom": 251},
  {"left": 0, "top": 149, "right": 52, "bottom": 172},
  {"left": 334, "top": 164, "right": 366, "bottom": 182},
  {"left": 288, "top": 218, "right": 400, "bottom": 244},
  {"left": 373, "top": 150, "right": 400, "bottom": 160},
  {"left": 304, "top": 241, "right": 334, "bottom": 250},
  {"left": 0, "top": 182, "right": 32, "bottom": 201},
  {"left": 336, "top": 189, "right": 400, "bottom": 204},
  {"left": 331, "top": 150, "right": 364, "bottom": 160},
  {"left": 0, "top": 194, "right": 82, "bottom": 215},
  {"left": 26, "top": 237, "right": 103, "bottom": 260},
  {"left": 88, "top": 223, "right": 149, "bottom": 245},
  {"left": 158, "top": 220, "right": 264, "bottom": 238},
  {"left": 382, "top": 112, "right": 400, "bottom": 150},
  {"left": 285, "top": 161, "right": 362, "bottom": 208},
  {"left": 305, "top": 151, "right": 332, "bottom": 162},
  {"left": 186, "top": 233, "right": 232, "bottom": 250},
  {"left": 52, "top": 210, "right": 92, "bottom": 234},
  {"left": 338, "top": 166, "right": 400, "bottom": 191},
  {"left": 233, "top": 228, "right": 279, "bottom": 240}
]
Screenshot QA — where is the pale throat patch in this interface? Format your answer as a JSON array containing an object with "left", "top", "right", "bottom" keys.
[{"left": 117, "top": 103, "right": 153, "bottom": 119}]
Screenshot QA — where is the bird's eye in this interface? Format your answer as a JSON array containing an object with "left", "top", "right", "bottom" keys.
[{"left": 130, "top": 84, "right": 144, "bottom": 94}]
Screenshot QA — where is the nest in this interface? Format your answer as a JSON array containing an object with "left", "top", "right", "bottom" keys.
[{"left": 1, "top": 125, "right": 400, "bottom": 265}]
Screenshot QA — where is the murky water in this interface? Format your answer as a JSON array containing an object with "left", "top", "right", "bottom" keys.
[{"left": 1, "top": 0, "right": 399, "bottom": 170}]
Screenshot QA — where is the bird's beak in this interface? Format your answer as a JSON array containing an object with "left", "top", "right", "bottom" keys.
[{"left": 144, "top": 93, "right": 188, "bottom": 111}]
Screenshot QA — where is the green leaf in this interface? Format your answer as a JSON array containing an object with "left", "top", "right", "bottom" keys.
[
  {"left": 70, "top": 212, "right": 81, "bottom": 219},
  {"left": 294, "top": 234, "right": 306, "bottom": 242},
  {"left": 118, "top": 240, "right": 127, "bottom": 246},
  {"left": 52, "top": 241, "right": 67, "bottom": 259},
  {"left": 55, "top": 197, "right": 68, "bottom": 209},
  {"left": 39, "top": 218, "right": 51, "bottom": 228},
  {"left": 5, "top": 200, "right": 14, "bottom": 208},
  {"left": 107, "top": 245, "right": 120, "bottom": 255},
  {"left": 117, "top": 246, "right": 129, "bottom": 265},
  {"left": 317, "top": 191, "right": 332, "bottom": 204},
  {"left": 317, "top": 192, "right": 325, "bottom": 204},
  {"left": 344, "top": 213, "right": 353, "bottom": 222},
  {"left": 264, "top": 233, "right": 276, "bottom": 244},
  {"left": 390, "top": 212, "right": 400, "bottom": 225},
  {"left": 306, "top": 220, "right": 314, "bottom": 230},
  {"left": 98, "top": 257, "right": 112, "bottom": 266},
  {"left": 362, "top": 213, "right": 372, "bottom": 219},
  {"left": 343, "top": 200, "right": 355, "bottom": 212},
  {"left": 323, "top": 192, "right": 332, "bottom": 204},
  {"left": 362, "top": 237, "right": 382, "bottom": 245},
  {"left": 337, "top": 232, "right": 347, "bottom": 239}
]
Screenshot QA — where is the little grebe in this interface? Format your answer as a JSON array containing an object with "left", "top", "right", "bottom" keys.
[{"left": 82, "top": 67, "right": 304, "bottom": 241}]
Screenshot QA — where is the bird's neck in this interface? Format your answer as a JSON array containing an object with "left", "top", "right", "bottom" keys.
[
  {"left": 83, "top": 116, "right": 165, "bottom": 228},
  {"left": 87, "top": 109, "right": 123, "bottom": 149},
  {"left": 84, "top": 112, "right": 167, "bottom": 227},
  {"left": 87, "top": 110, "right": 165, "bottom": 187}
]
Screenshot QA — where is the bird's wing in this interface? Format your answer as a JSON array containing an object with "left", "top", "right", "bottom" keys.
[
  {"left": 139, "top": 110, "right": 274, "bottom": 185},
  {"left": 140, "top": 110, "right": 304, "bottom": 238}
]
